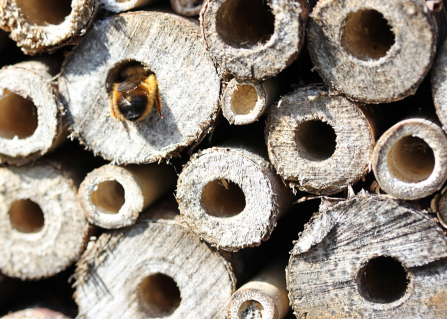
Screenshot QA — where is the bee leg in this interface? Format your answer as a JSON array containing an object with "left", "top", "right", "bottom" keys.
[{"left": 155, "top": 87, "right": 163, "bottom": 119}]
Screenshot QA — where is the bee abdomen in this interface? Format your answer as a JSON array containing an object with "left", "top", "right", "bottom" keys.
[{"left": 117, "top": 94, "right": 149, "bottom": 122}]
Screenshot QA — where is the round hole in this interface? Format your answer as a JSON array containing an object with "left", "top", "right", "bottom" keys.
[
  {"left": 231, "top": 85, "right": 258, "bottom": 115},
  {"left": 238, "top": 300, "right": 264, "bottom": 319},
  {"left": 357, "top": 256, "right": 409, "bottom": 303},
  {"left": 8, "top": 199, "right": 44, "bottom": 233},
  {"left": 0, "top": 90, "right": 38, "bottom": 139},
  {"left": 138, "top": 273, "right": 181, "bottom": 317},
  {"left": 216, "top": 0, "right": 275, "bottom": 49},
  {"left": 387, "top": 136, "right": 435, "bottom": 183},
  {"left": 91, "top": 181, "right": 125, "bottom": 214},
  {"left": 341, "top": 9, "right": 395, "bottom": 61},
  {"left": 295, "top": 120, "right": 337, "bottom": 161},
  {"left": 201, "top": 179, "right": 246, "bottom": 217},
  {"left": 14, "top": 0, "right": 72, "bottom": 26},
  {"left": 106, "top": 60, "right": 151, "bottom": 95}
]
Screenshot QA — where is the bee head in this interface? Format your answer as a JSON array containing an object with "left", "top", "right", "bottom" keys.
[{"left": 117, "top": 93, "right": 149, "bottom": 122}]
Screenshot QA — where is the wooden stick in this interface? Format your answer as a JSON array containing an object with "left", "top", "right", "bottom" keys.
[
  {"left": 0, "top": 0, "right": 98, "bottom": 55},
  {"left": 0, "top": 62, "right": 67, "bottom": 165},
  {"left": 227, "top": 261, "right": 289, "bottom": 319},
  {"left": 266, "top": 85, "right": 376, "bottom": 195},
  {"left": 1, "top": 309, "right": 70, "bottom": 319},
  {"left": 222, "top": 77, "right": 280, "bottom": 125},
  {"left": 170, "top": 0, "right": 203, "bottom": 16},
  {"left": 308, "top": 0, "right": 446, "bottom": 103},
  {"left": 287, "top": 196, "right": 447, "bottom": 318},
  {"left": 100, "top": 0, "right": 157, "bottom": 12},
  {"left": 372, "top": 118, "right": 447, "bottom": 200},
  {"left": 59, "top": 12, "right": 220, "bottom": 164},
  {"left": 200, "top": 0, "right": 309, "bottom": 81},
  {"left": 177, "top": 146, "right": 293, "bottom": 251},
  {"left": 78, "top": 163, "right": 177, "bottom": 229}
]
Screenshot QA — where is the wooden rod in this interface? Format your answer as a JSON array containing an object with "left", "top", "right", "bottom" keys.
[
  {"left": 1, "top": 309, "right": 71, "bottom": 319},
  {"left": 170, "top": 0, "right": 203, "bottom": 16},
  {"left": 100, "top": 0, "right": 157, "bottom": 12}
]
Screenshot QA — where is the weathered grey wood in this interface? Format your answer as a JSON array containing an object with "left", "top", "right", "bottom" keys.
[
  {"left": 0, "top": 0, "right": 97, "bottom": 55},
  {"left": 266, "top": 85, "right": 376, "bottom": 195},
  {"left": 432, "top": 38, "right": 447, "bottom": 132},
  {"left": 0, "top": 62, "right": 67, "bottom": 165},
  {"left": 309, "top": 0, "right": 446, "bottom": 103},
  {"left": 171, "top": 0, "right": 203, "bottom": 16},
  {"left": 59, "top": 12, "right": 220, "bottom": 164},
  {"left": 372, "top": 118, "right": 447, "bottom": 200},
  {"left": 1, "top": 309, "right": 70, "bottom": 319},
  {"left": 287, "top": 196, "right": 447, "bottom": 318},
  {"left": 78, "top": 163, "right": 177, "bottom": 229},
  {"left": 0, "top": 164, "right": 90, "bottom": 279},
  {"left": 431, "top": 186, "right": 447, "bottom": 228},
  {"left": 177, "top": 146, "right": 292, "bottom": 251},
  {"left": 200, "top": 0, "right": 309, "bottom": 81},
  {"left": 100, "top": 0, "right": 156, "bottom": 12}
]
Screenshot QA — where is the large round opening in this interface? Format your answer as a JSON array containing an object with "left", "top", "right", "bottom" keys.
[
  {"left": 0, "top": 90, "right": 38, "bottom": 139},
  {"left": 387, "top": 136, "right": 435, "bottom": 183},
  {"left": 138, "top": 273, "right": 181, "bottom": 317},
  {"left": 90, "top": 181, "right": 125, "bottom": 214},
  {"left": 341, "top": 9, "right": 395, "bottom": 61},
  {"left": 216, "top": 0, "right": 275, "bottom": 49},
  {"left": 231, "top": 85, "right": 258, "bottom": 115},
  {"left": 15, "top": 0, "right": 72, "bottom": 26},
  {"left": 357, "top": 256, "right": 409, "bottom": 303},
  {"left": 8, "top": 199, "right": 44, "bottom": 233},
  {"left": 295, "top": 120, "right": 337, "bottom": 161},
  {"left": 201, "top": 179, "right": 246, "bottom": 217},
  {"left": 238, "top": 300, "right": 264, "bottom": 319},
  {"left": 105, "top": 60, "right": 150, "bottom": 95}
]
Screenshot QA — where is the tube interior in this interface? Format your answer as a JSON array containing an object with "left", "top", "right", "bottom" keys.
[
  {"left": 0, "top": 90, "right": 38, "bottom": 139},
  {"left": 387, "top": 136, "right": 435, "bottom": 183},
  {"left": 231, "top": 84, "right": 258, "bottom": 116},
  {"left": 341, "top": 9, "right": 395, "bottom": 61},
  {"left": 15, "top": 0, "right": 72, "bottom": 26},
  {"left": 138, "top": 273, "right": 181, "bottom": 317},
  {"left": 91, "top": 181, "right": 125, "bottom": 214},
  {"left": 295, "top": 120, "right": 337, "bottom": 161},
  {"left": 201, "top": 179, "right": 246, "bottom": 217},
  {"left": 8, "top": 199, "right": 44, "bottom": 233},
  {"left": 216, "top": 0, "right": 275, "bottom": 49},
  {"left": 357, "top": 256, "right": 409, "bottom": 303},
  {"left": 238, "top": 300, "right": 264, "bottom": 319}
]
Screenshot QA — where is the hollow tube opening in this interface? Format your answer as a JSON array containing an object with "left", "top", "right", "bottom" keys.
[
  {"left": 15, "top": 0, "right": 72, "bottom": 26},
  {"left": 295, "top": 120, "right": 337, "bottom": 161},
  {"left": 238, "top": 300, "right": 264, "bottom": 319},
  {"left": 91, "top": 181, "right": 125, "bottom": 214},
  {"left": 231, "top": 84, "right": 258, "bottom": 115},
  {"left": 8, "top": 199, "right": 44, "bottom": 233},
  {"left": 201, "top": 179, "right": 246, "bottom": 217},
  {"left": 106, "top": 60, "right": 150, "bottom": 95}
]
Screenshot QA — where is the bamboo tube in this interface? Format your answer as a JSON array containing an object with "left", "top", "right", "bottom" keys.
[
  {"left": 200, "top": 0, "right": 310, "bottom": 81},
  {"left": 266, "top": 85, "right": 376, "bottom": 195},
  {"left": 0, "top": 0, "right": 97, "bottom": 55},
  {"left": 100, "top": 0, "right": 157, "bottom": 12},
  {"left": 1, "top": 309, "right": 70, "bottom": 319},
  {"left": 0, "top": 62, "right": 67, "bottom": 165},
  {"left": 372, "top": 119, "right": 447, "bottom": 200},
  {"left": 177, "top": 146, "right": 293, "bottom": 251},
  {"left": 0, "top": 164, "right": 90, "bottom": 279},
  {"left": 308, "top": 0, "right": 446, "bottom": 103},
  {"left": 222, "top": 77, "right": 280, "bottom": 125},
  {"left": 432, "top": 186, "right": 447, "bottom": 228},
  {"left": 287, "top": 196, "right": 447, "bottom": 318},
  {"left": 78, "top": 163, "right": 177, "bottom": 229},
  {"left": 227, "top": 261, "right": 289, "bottom": 319},
  {"left": 170, "top": 0, "right": 203, "bottom": 16},
  {"left": 74, "top": 207, "right": 236, "bottom": 319},
  {"left": 59, "top": 12, "right": 220, "bottom": 164}
]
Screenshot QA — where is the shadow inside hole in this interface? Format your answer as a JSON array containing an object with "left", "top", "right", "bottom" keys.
[
  {"left": 201, "top": 179, "right": 246, "bottom": 217},
  {"left": 295, "top": 120, "right": 336, "bottom": 161},
  {"left": 8, "top": 199, "right": 44, "bottom": 233},
  {"left": 238, "top": 300, "right": 264, "bottom": 319},
  {"left": 15, "top": 0, "right": 72, "bottom": 26},
  {"left": 91, "top": 181, "right": 125, "bottom": 214}
]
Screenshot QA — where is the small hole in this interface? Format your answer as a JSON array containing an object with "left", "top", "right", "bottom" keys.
[
  {"left": 138, "top": 273, "right": 181, "bottom": 317},
  {"left": 341, "top": 9, "right": 395, "bottom": 61},
  {"left": 216, "top": 0, "right": 275, "bottom": 49},
  {"left": 387, "top": 136, "right": 435, "bottom": 183},
  {"left": 238, "top": 300, "right": 264, "bottom": 319},
  {"left": 231, "top": 85, "right": 258, "bottom": 115},
  {"left": 91, "top": 181, "right": 125, "bottom": 214},
  {"left": 201, "top": 179, "right": 246, "bottom": 217},
  {"left": 357, "top": 256, "right": 409, "bottom": 303},
  {"left": 15, "top": 0, "right": 72, "bottom": 26},
  {"left": 0, "top": 90, "right": 38, "bottom": 139},
  {"left": 295, "top": 120, "right": 337, "bottom": 161},
  {"left": 8, "top": 199, "right": 44, "bottom": 233}
]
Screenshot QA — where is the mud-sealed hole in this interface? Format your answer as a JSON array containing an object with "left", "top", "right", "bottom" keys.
[
  {"left": 9, "top": 199, "right": 44, "bottom": 233},
  {"left": 296, "top": 120, "right": 337, "bottom": 161},
  {"left": 0, "top": 90, "right": 38, "bottom": 139},
  {"left": 357, "top": 256, "right": 409, "bottom": 303},
  {"left": 387, "top": 136, "right": 435, "bottom": 183},
  {"left": 238, "top": 300, "right": 264, "bottom": 319},
  {"left": 216, "top": 0, "right": 275, "bottom": 49},
  {"left": 201, "top": 179, "right": 246, "bottom": 217},
  {"left": 341, "top": 9, "right": 395, "bottom": 61},
  {"left": 231, "top": 84, "right": 258, "bottom": 115},
  {"left": 91, "top": 181, "right": 125, "bottom": 214},
  {"left": 15, "top": 0, "right": 72, "bottom": 26},
  {"left": 139, "top": 273, "right": 181, "bottom": 317}
]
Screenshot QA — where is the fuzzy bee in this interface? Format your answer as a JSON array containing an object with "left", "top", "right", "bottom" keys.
[{"left": 110, "top": 66, "right": 163, "bottom": 122}]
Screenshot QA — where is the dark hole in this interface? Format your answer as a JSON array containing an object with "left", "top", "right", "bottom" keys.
[
  {"left": 15, "top": 0, "right": 72, "bottom": 26},
  {"left": 90, "top": 181, "right": 125, "bottom": 214},
  {"left": 106, "top": 60, "right": 150, "bottom": 95},
  {"left": 295, "top": 120, "right": 337, "bottom": 161},
  {"left": 8, "top": 199, "right": 44, "bottom": 233},
  {"left": 201, "top": 179, "right": 246, "bottom": 217}
]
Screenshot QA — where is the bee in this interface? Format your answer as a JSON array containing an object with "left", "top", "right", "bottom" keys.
[{"left": 110, "top": 65, "right": 163, "bottom": 122}]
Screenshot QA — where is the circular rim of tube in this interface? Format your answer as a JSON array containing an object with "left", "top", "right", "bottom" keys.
[{"left": 227, "top": 287, "right": 278, "bottom": 319}]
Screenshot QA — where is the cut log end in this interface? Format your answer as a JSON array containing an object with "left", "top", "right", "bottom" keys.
[
  {"left": 432, "top": 39, "right": 447, "bottom": 131},
  {"left": 1, "top": 308, "right": 71, "bottom": 319}
]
